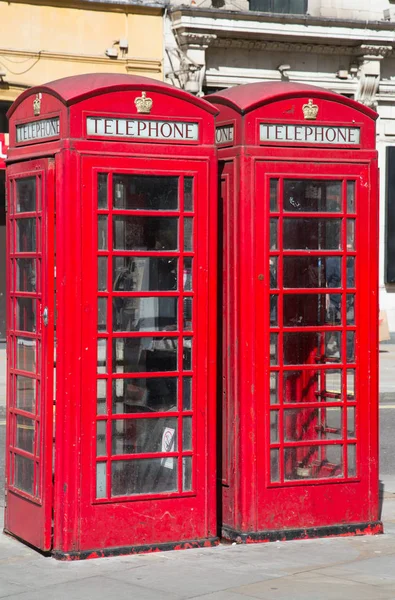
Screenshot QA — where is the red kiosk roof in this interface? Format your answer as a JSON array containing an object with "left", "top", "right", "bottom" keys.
[
  {"left": 208, "top": 81, "right": 378, "bottom": 119},
  {"left": 7, "top": 73, "right": 218, "bottom": 118}
]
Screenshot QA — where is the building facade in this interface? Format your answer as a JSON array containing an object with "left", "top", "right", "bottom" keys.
[{"left": 164, "top": 0, "right": 395, "bottom": 331}]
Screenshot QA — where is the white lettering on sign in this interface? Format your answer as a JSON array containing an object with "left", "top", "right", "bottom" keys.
[
  {"left": 216, "top": 125, "right": 234, "bottom": 145},
  {"left": 16, "top": 117, "right": 60, "bottom": 143},
  {"left": 260, "top": 123, "right": 360, "bottom": 145},
  {"left": 87, "top": 117, "right": 199, "bottom": 141}
]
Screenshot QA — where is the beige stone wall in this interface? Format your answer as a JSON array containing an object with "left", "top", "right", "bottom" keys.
[{"left": 0, "top": 0, "right": 164, "bottom": 102}]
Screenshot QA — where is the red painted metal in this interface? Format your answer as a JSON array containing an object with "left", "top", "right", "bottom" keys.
[
  {"left": 208, "top": 82, "right": 381, "bottom": 541},
  {"left": 5, "top": 74, "right": 218, "bottom": 556}
]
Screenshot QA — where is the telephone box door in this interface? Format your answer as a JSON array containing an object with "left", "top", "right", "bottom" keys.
[
  {"left": 256, "top": 160, "right": 377, "bottom": 528},
  {"left": 5, "top": 159, "right": 55, "bottom": 550}
]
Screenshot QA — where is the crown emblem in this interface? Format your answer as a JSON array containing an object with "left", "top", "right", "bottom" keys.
[
  {"left": 134, "top": 91, "right": 153, "bottom": 114},
  {"left": 302, "top": 99, "right": 318, "bottom": 120},
  {"left": 33, "top": 93, "right": 42, "bottom": 116}
]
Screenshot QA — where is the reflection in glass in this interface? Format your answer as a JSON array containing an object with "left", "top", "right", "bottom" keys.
[
  {"left": 320, "top": 369, "right": 342, "bottom": 401},
  {"left": 283, "top": 332, "right": 342, "bottom": 364},
  {"left": 270, "top": 449, "right": 280, "bottom": 482},
  {"left": 270, "top": 411, "right": 279, "bottom": 443},
  {"left": 347, "top": 370, "right": 355, "bottom": 399},
  {"left": 16, "top": 298, "right": 36, "bottom": 332},
  {"left": 270, "top": 295, "right": 278, "bottom": 326},
  {"left": 270, "top": 333, "right": 278, "bottom": 365},
  {"left": 112, "top": 417, "right": 178, "bottom": 454},
  {"left": 325, "top": 407, "right": 342, "bottom": 439},
  {"left": 283, "top": 218, "right": 341, "bottom": 250},
  {"left": 184, "top": 177, "right": 193, "bottom": 212},
  {"left": 347, "top": 331, "right": 355, "bottom": 362},
  {"left": 284, "top": 445, "right": 343, "bottom": 480},
  {"left": 183, "top": 337, "right": 192, "bottom": 370},
  {"left": 98, "top": 257, "right": 107, "bottom": 291},
  {"left": 347, "top": 181, "right": 355, "bottom": 213},
  {"left": 269, "top": 257, "right": 277, "bottom": 288},
  {"left": 184, "top": 258, "right": 193, "bottom": 291},
  {"left": 347, "top": 219, "right": 355, "bottom": 250},
  {"left": 113, "top": 297, "right": 177, "bottom": 332},
  {"left": 183, "top": 456, "right": 192, "bottom": 491},
  {"left": 16, "top": 177, "right": 36, "bottom": 212},
  {"left": 346, "top": 295, "right": 355, "bottom": 325},
  {"left": 96, "top": 462, "right": 107, "bottom": 498},
  {"left": 347, "top": 407, "right": 356, "bottom": 438},
  {"left": 113, "top": 216, "right": 178, "bottom": 251},
  {"left": 16, "top": 415, "right": 35, "bottom": 453},
  {"left": 347, "top": 256, "right": 355, "bottom": 287},
  {"left": 16, "top": 259, "right": 36, "bottom": 292},
  {"left": 113, "top": 337, "right": 178, "bottom": 373},
  {"left": 97, "top": 339, "right": 107, "bottom": 373},
  {"left": 348, "top": 444, "right": 357, "bottom": 476},
  {"left": 270, "top": 179, "right": 279, "bottom": 212},
  {"left": 283, "top": 294, "right": 341, "bottom": 327},
  {"left": 14, "top": 454, "right": 34, "bottom": 495},
  {"left": 97, "top": 421, "right": 107, "bottom": 456},
  {"left": 184, "top": 218, "right": 193, "bottom": 251},
  {"left": 113, "top": 257, "right": 177, "bottom": 291},
  {"left": 284, "top": 408, "right": 320, "bottom": 442},
  {"left": 183, "top": 416, "right": 192, "bottom": 450},
  {"left": 98, "top": 298, "right": 107, "bottom": 331},
  {"left": 270, "top": 372, "right": 278, "bottom": 404},
  {"left": 16, "top": 337, "right": 36, "bottom": 372},
  {"left": 98, "top": 173, "right": 108, "bottom": 209},
  {"left": 97, "top": 379, "right": 107, "bottom": 414},
  {"left": 183, "top": 377, "right": 192, "bottom": 410},
  {"left": 113, "top": 175, "right": 178, "bottom": 210},
  {"left": 283, "top": 256, "right": 341, "bottom": 289},
  {"left": 111, "top": 458, "right": 178, "bottom": 496},
  {"left": 16, "top": 375, "right": 36, "bottom": 412},
  {"left": 112, "top": 377, "right": 177, "bottom": 413},
  {"left": 283, "top": 370, "right": 319, "bottom": 403},
  {"left": 283, "top": 180, "right": 341, "bottom": 212},
  {"left": 98, "top": 215, "right": 108, "bottom": 250},
  {"left": 183, "top": 298, "right": 192, "bottom": 331},
  {"left": 17, "top": 219, "right": 36, "bottom": 252},
  {"left": 270, "top": 219, "right": 278, "bottom": 250}
]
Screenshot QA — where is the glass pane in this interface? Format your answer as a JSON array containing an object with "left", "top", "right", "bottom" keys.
[
  {"left": 96, "top": 462, "right": 107, "bottom": 498},
  {"left": 98, "top": 298, "right": 107, "bottom": 332},
  {"left": 283, "top": 256, "right": 341, "bottom": 288},
  {"left": 98, "top": 215, "right": 108, "bottom": 250},
  {"left": 269, "top": 257, "right": 277, "bottom": 288},
  {"left": 98, "top": 173, "right": 108, "bottom": 209},
  {"left": 183, "top": 337, "right": 192, "bottom": 370},
  {"left": 283, "top": 370, "right": 319, "bottom": 403},
  {"left": 284, "top": 445, "right": 343, "bottom": 480},
  {"left": 347, "top": 219, "right": 355, "bottom": 250},
  {"left": 326, "top": 332, "right": 342, "bottom": 361},
  {"left": 111, "top": 458, "right": 178, "bottom": 496},
  {"left": 283, "top": 219, "right": 341, "bottom": 250},
  {"left": 320, "top": 369, "right": 342, "bottom": 401},
  {"left": 183, "top": 377, "right": 192, "bottom": 410},
  {"left": 270, "top": 333, "right": 278, "bottom": 365},
  {"left": 113, "top": 257, "right": 177, "bottom": 291},
  {"left": 346, "top": 295, "right": 355, "bottom": 325},
  {"left": 347, "top": 370, "right": 355, "bottom": 399},
  {"left": 270, "top": 179, "right": 279, "bottom": 212},
  {"left": 184, "top": 217, "right": 193, "bottom": 252},
  {"left": 16, "top": 177, "right": 36, "bottom": 212},
  {"left": 16, "top": 298, "right": 36, "bottom": 332},
  {"left": 98, "top": 257, "right": 108, "bottom": 291},
  {"left": 270, "top": 410, "right": 279, "bottom": 443},
  {"left": 183, "top": 298, "right": 192, "bottom": 331},
  {"left": 16, "top": 337, "right": 36, "bottom": 372},
  {"left": 283, "top": 180, "right": 341, "bottom": 212},
  {"left": 96, "top": 421, "right": 107, "bottom": 456},
  {"left": 325, "top": 407, "right": 343, "bottom": 439},
  {"left": 348, "top": 444, "right": 357, "bottom": 476},
  {"left": 113, "top": 216, "right": 178, "bottom": 251},
  {"left": 347, "top": 407, "right": 356, "bottom": 438},
  {"left": 347, "top": 181, "right": 355, "bottom": 213},
  {"left": 113, "top": 337, "right": 178, "bottom": 373},
  {"left": 270, "top": 295, "right": 278, "bottom": 326},
  {"left": 270, "top": 219, "right": 278, "bottom": 250},
  {"left": 16, "top": 375, "right": 36, "bottom": 412},
  {"left": 284, "top": 332, "right": 342, "bottom": 364},
  {"left": 17, "top": 219, "right": 36, "bottom": 252},
  {"left": 112, "top": 377, "right": 177, "bottom": 413},
  {"left": 113, "top": 297, "right": 177, "bottom": 332},
  {"left": 97, "top": 379, "right": 107, "bottom": 414},
  {"left": 347, "top": 331, "right": 355, "bottom": 362},
  {"left": 183, "top": 416, "right": 192, "bottom": 450},
  {"left": 14, "top": 454, "right": 34, "bottom": 494},
  {"left": 347, "top": 256, "right": 355, "bottom": 287},
  {"left": 270, "top": 449, "right": 280, "bottom": 483},
  {"left": 16, "top": 258, "right": 36, "bottom": 292},
  {"left": 183, "top": 456, "right": 192, "bottom": 491},
  {"left": 284, "top": 408, "right": 320, "bottom": 442},
  {"left": 184, "top": 258, "right": 193, "bottom": 291},
  {"left": 97, "top": 339, "right": 107, "bottom": 373},
  {"left": 270, "top": 372, "right": 278, "bottom": 404},
  {"left": 16, "top": 415, "right": 35, "bottom": 453},
  {"left": 184, "top": 177, "right": 193, "bottom": 212},
  {"left": 113, "top": 175, "right": 178, "bottom": 210}
]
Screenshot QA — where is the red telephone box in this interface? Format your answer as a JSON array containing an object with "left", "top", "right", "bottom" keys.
[
  {"left": 209, "top": 82, "right": 382, "bottom": 542},
  {"left": 5, "top": 74, "right": 218, "bottom": 558}
]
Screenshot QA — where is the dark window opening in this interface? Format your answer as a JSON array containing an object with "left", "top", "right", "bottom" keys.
[
  {"left": 249, "top": 0, "right": 307, "bottom": 13},
  {"left": 0, "top": 102, "right": 12, "bottom": 133}
]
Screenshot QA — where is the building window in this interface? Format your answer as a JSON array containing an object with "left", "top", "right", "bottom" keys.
[{"left": 249, "top": 0, "right": 307, "bottom": 14}]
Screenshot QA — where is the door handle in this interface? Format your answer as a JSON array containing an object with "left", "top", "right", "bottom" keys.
[{"left": 42, "top": 307, "right": 49, "bottom": 327}]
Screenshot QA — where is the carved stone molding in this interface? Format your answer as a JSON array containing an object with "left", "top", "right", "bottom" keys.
[
  {"left": 177, "top": 32, "right": 218, "bottom": 49},
  {"left": 356, "top": 45, "right": 393, "bottom": 58}
]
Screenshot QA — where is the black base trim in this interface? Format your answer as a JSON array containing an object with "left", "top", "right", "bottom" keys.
[
  {"left": 221, "top": 521, "right": 383, "bottom": 544},
  {"left": 52, "top": 536, "right": 220, "bottom": 561}
]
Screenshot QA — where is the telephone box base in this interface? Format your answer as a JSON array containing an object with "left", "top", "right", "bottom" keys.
[
  {"left": 52, "top": 537, "right": 220, "bottom": 561},
  {"left": 222, "top": 522, "right": 383, "bottom": 544}
]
